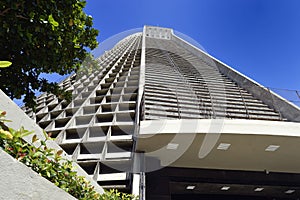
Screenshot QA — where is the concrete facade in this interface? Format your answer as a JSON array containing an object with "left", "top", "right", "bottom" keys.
[{"left": 20, "top": 26, "right": 300, "bottom": 199}]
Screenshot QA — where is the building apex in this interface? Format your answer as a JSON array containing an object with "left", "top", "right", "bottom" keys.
[{"left": 144, "top": 25, "right": 173, "bottom": 40}]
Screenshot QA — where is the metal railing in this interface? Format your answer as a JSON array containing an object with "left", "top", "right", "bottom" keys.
[{"left": 269, "top": 87, "right": 300, "bottom": 108}]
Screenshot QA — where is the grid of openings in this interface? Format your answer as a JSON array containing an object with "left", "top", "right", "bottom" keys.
[
  {"left": 22, "top": 33, "right": 142, "bottom": 192},
  {"left": 143, "top": 37, "right": 283, "bottom": 121}
]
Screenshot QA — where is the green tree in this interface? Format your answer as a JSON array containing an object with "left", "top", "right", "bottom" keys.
[{"left": 0, "top": 0, "right": 98, "bottom": 108}]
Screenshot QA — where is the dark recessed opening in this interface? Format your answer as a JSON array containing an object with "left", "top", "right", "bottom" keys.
[
  {"left": 78, "top": 162, "right": 97, "bottom": 175},
  {"left": 96, "top": 114, "right": 113, "bottom": 123},
  {"left": 111, "top": 125, "right": 134, "bottom": 136},
  {"left": 60, "top": 143, "right": 77, "bottom": 155},
  {"left": 80, "top": 143, "right": 104, "bottom": 154},
  {"left": 66, "top": 128, "right": 86, "bottom": 139},
  {"left": 55, "top": 118, "right": 70, "bottom": 128},
  {"left": 89, "top": 126, "right": 109, "bottom": 137}
]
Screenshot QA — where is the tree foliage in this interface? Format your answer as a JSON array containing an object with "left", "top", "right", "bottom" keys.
[{"left": 0, "top": 0, "right": 99, "bottom": 108}]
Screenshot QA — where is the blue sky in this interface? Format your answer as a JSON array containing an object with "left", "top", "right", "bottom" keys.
[
  {"left": 14, "top": 0, "right": 300, "bottom": 106},
  {"left": 85, "top": 0, "right": 300, "bottom": 92}
]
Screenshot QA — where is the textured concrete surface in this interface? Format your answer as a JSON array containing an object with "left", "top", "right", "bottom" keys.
[
  {"left": 215, "top": 61, "right": 300, "bottom": 122},
  {"left": 173, "top": 34, "right": 300, "bottom": 122},
  {"left": 0, "top": 149, "right": 76, "bottom": 200}
]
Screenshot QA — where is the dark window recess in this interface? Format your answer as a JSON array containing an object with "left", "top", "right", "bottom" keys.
[
  {"left": 122, "top": 94, "right": 137, "bottom": 101},
  {"left": 65, "top": 108, "right": 78, "bottom": 117},
  {"left": 96, "top": 180, "right": 130, "bottom": 192},
  {"left": 89, "top": 126, "right": 109, "bottom": 137},
  {"left": 75, "top": 116, "right": 92, "bottom": 125},
  {"left": 90, "top": 96, "right": 104, "bottom": 104},
  {"left": 47, "top": 130, "right": 60, "bottom": 139},
  {"left": 119, "top": 103, "right": 136, "bottom": 111},
  {"left": 117, "top": 75, "right": 127, "bottom": 82},
  {"left": 110, "top": 88, "right": 122, "bottom": 95},
  {"left": 76, "top": 87, "right": 85, "bottom": 93},
  {"left": 116, "top": 112, "right": 135, "bottom": 122},
  {"left": 105, "top": 77, "right": 115, "bottom": 83},
  {"left": 80, "top": 143, "right": 103, "bottom": 154},
  {"left": 101, "top": 83, "right": 111, "bottom": 89},
  {"left": 66, "top": 128, "right": 86, "bottom": 139},
  {"left": 111, "top": 125, "right": 134, "bottom": 136},
  {"left": 36, "top": 113, "right": 47, "bottom": 122},
  {"left": 74, "top": 99, "right": 85, "bottom": 107},
  {"left": 96, "top": 114, "right": 114, "bottom": 123},
  {"left": 55, "top": 118, "right": 70, "bottom": 128},
  {"left": 83, "top": 106, "right": 99, "bottom": 114},
  {"left": 38, "top": 121, "right": 51, "bottom": 129},
  {"left": 102, "top": 104, "right": 117, "bottom": 112},
  {"left": 114, "top": 81, "right": 125, "bottom": 88},
  {"left": 60, "top": 143, "right": 77, "bottom": 155},
  {"left": 35, "top": 106, "right": 43, "bottom": 113},
  {"left": 61, "top": 101, "right": 69, "bottom": 109},
  {"left": 100, "top": 163, "right": 122, "bottom": 173},
  {"left": 124, "top": 87, "right": 138, "bottom": 94},
  {"left": 96, "top": 89, "right": 108, "bottom": 96},
  {"left": 87, "top": 85, "right": 97, "bottom": 91},
  {"left": 81, "top": 92, "right": 91, "bottom": 98},
  {"left": 48, "top": 104, "right": 58, "bottom": 112},
  {"left": 50, "top": 111, "right": 62, "bottom": 119},
  {"left": 107, "top": 141, "right": 133, "bottom": 152},
  {"left": 78, "top": 162, "right": 97, "bottom": 175}
]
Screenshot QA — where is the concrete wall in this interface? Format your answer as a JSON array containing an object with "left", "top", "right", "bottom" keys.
[
  {"left": 0, "top": 90, "right": 104, "bottom": 194},
  {"left": 0, "top": 149, "right": 76, "bottom": 200}
]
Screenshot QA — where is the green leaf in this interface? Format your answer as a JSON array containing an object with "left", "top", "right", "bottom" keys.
[
  {"left": 33, "top": 151, "right": 43, "bottom": 157},
  {"left": 40, "top": 140, "right": 46, "bottom": 146},
  {"left": 0, "top": 61, "right": 12, "bottom": 68},
  {"left": 48, "top": 14, "right": 59, "bottom": 27},
  {"left": 0, "top": 119, "right": 12, "bottom": 123},
  {"left": 46, "top": 171, "right": 50, "bottom": 178},
  {"left": 42, "top": 130, "right": 48, "bottom": 140},
  {"left": 19, "top": 127, "right": 34, "bottom": 138}
]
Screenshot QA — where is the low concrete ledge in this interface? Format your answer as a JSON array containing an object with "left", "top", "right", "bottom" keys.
[
  {"left": 140, "top": 118, "right": 300, "bottom": 136},
  {"left": 0, "top": 149, "right": 76, "bottom": 200}
]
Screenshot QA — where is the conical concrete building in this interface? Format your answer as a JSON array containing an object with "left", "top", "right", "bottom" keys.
[{"left": 24, "top": 26, "right": 300, "bottom": 200}]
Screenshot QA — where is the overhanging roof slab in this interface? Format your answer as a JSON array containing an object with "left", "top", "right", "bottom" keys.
[{"left": 136, "top": 119, "right": 300, "bottom": 173}]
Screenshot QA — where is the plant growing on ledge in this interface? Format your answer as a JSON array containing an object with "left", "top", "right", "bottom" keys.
[{"left": 0, "top": 111, "right": 137, "bottom": 200}]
